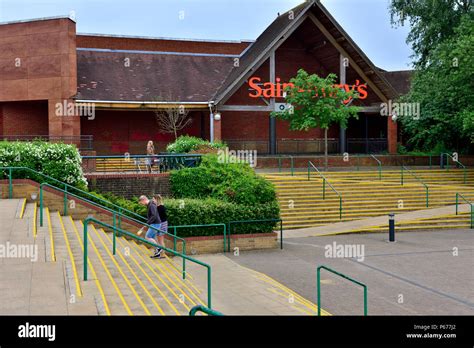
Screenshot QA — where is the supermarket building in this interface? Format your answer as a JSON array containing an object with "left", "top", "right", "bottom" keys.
[{"left": 0, "top": 0, "right": 410, "bottom": 155}]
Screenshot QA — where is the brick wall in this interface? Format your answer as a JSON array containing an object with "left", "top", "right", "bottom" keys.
[
  {"left": 1, "top": 100, "right": 48, "bottom": 136},
  {"left": 86, "top": 173, "right": 171, "bottom": 199}
]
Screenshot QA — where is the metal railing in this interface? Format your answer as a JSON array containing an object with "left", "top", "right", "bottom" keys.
[
  {"left": 317, "top": 265, "right": 368, "bottom": 316},
  {"left": 455, "top": 193, "right": 473, "bottom": 229},
  {"left": 441, "top": 153, "right": 467, "bottom": 184},
  {"left": 0, "top": 167, "right": 190, "bottom": 272},
  {"left": 81, "top": 154, "right": 202, "bottom": 174},
  {"left": 171, "top": 224, "right": 227, "bottom": 254},
  {"left": 308, "top": 161, "right": 342, "bottom": 220},
  {"left": 370, "top": 154, "right": 382, "bottom": 180},
  {"left": 228, "top": 219, "right": 283, "bottom": 252},
  {"left": 401, "top": 165, "right": 429, "bottom": 207},
  {"left": 83, "top": 217, "right": 213, "bottom": 308},
  {"left": 1, "top": 135, "right": 93, "bottom": 150},
  {"left": 189, "top": 305, "right": 223, "bottom": 316}
]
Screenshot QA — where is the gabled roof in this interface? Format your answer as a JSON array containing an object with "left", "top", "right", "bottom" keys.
[
  {"left": 213, "top": 0, "right": 400, "bottom": 104},
  {"left": 76, "top": 48, "right": 236, "bottom": 103}
]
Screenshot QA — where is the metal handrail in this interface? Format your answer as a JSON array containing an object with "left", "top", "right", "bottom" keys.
[
  {"left": 308, "top": 161, "right": 342, "bottom": 220},
  {"left": 441, "top": 153, "right": 467, "bottom": 184},
  {"left": 172, "top": 224, "right": 227, "bottom": 254},
  {"left": 83, "top": 217, "right": 213, "bottom": 308},
  {"left": 1, "top": 167, "right": 187, "bottom": 258},
  {"left": 455, "top": 193, "right": 473, "bottom": 229},
  {"left": 317, "top": 265, "right": 367, "bottom": 316},
  {"left": 38, "top": 182, "right": 188, "bottom": 268},
  {"left": 228, "top": 219, "right": 283, "bottom": 252},
  {"left": 189, "top": 304, "right": 223, "bottom": 316},
  {"left": 401, "top": 165, "right": 429, "bottom": 207},
  {"left": 370, "top": 154, "right": 382, "bottom": 180}
]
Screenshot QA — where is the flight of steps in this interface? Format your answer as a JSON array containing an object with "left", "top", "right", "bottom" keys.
[
  {"left": 6, "top": 200, "right": 206, "bottom": 315},
  {"left": 263, "top": 168, "right": 474, "bottom": 230}
]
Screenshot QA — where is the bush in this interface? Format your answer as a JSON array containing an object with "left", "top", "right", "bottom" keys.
[
  {"left": 170, "top": 154, "right": 276, "bottom": 205},
  {"left": 0, "top": 141, "right": 87, "bottom": 189},
  {"left": 166, "top": 135, "right": 226, "bottom": 153},
  {"left": 88, "top": 191, "right": 279, "bottom": 237}
]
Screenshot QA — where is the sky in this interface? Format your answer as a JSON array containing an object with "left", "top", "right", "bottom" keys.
[{"left": 0, "top": 0, "right": 413, "bottom": 71}]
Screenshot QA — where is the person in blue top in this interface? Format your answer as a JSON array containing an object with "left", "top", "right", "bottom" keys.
[{"left": 138, "top": 195, "right": 163, "bottom": 258}]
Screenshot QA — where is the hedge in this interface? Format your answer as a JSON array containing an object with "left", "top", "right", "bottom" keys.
[
  {"left": 0, "top": 141, "right": 87, "bottom": 189},
  {"left": 88, "top": 191, "right": 279, "bottom": 238},
  {"left": 170, "top": 154, "right": 277, "bottom": 205},
  {"left": 166, "top": 135, "right": 226, "bottom": 153}
]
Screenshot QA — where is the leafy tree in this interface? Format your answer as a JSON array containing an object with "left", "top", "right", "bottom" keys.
[
  {"left": 398, "top": 15, "right": 474, "bottom": 151},
  {"left": 271, "top": 69, "right": 360, "bottom": 169},
  {"left": 390, "top": 0, "right": 472, "bottom": 68}
]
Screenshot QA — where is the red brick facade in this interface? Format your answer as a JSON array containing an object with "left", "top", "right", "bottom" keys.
[{"left": 0, "top": 14, "right": 400, "bottom": 155}]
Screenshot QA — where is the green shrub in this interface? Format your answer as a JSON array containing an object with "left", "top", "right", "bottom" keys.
[
  {"left": 87, "top": 191, "right": 279, "bottom": 237},
  {"left": 166, "top": 135, "right": 226, "bottom": 153},
  {"left": 170, "top": 155, "right": 277, "bottom": 205},
  {"left": 0, "top": 141, "right": 87, "bottom": 189}
]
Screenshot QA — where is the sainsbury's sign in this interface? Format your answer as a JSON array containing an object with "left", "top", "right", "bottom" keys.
[{"left": 248, "top": 77, "right": 368, "bottom": 104}]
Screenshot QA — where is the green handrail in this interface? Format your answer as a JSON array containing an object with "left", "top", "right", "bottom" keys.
[
  {"left": 38, "top": 182, "right": 186, "bottom": 254},
  {"left": 83, "top": 217, "right": 213, "bottom": 308},
  {"left": 228, "top": 219, "right": 283, "bottom": 252},
  {"left": 317, "top": 265, "right": 367, "bottom": 316},
  {"left": 455, "top": 193, "right": 473, "bottom": 229},
  {"left": 189, "top": 304, "right": 224, "bottom": 316},
  {"left": 308, "top": 161, "right": 342, "bottom": 220},
  {"left": 172, "top": 224, "right": 227, "bottom": 253},
  {"left": 441, "top": 153, "right": 467, "bottom": 184},
  {"left": 0, "top": 166, "right": 188, "bottom": 254},
  {"left": 401, "top": 165, "right": 429, "bottom": 207},
  {"left": 275, "top": 155, "right": 294, "bottom": 176},
  {"left": 1, "top": 166, "right": 149, "bottom": 225},
  {"left": 370, "top": 154, "right": 382, "bottom": 180}
]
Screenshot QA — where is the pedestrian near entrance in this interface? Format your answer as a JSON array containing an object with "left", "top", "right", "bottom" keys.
[
  {"left": 138, "top": 195, "right": 163, "bottom": 258},
  {"left": 153, "top": 194, "right": 168, "bottom": 257},
  {"left": 146, "top": 140, "right": 155, "bottom": 173}
]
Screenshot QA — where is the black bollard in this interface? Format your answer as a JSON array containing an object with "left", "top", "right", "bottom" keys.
[{"left": 389, "top": 213, "right": 395, "bottom": 242}]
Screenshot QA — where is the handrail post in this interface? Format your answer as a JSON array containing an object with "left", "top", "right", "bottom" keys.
[
  {"left": 322, "top": 179, "right": 326, "bottom": 200},
  {"left": 8, "top": 167, "right": 12, "bottom": 198},
  {"left": 39, "top": 186, "right": 44, "bottom": 227},
  {"left": 112, "top": 213, "right": 116, "bottom": 255},
  {"left": 307, "top": 161, "right": 310, "bottom": 180},
  {"left": 63, "top": 185, "right": 68, "bottom": 215},
  {"left": 83, "top": 221, "right": 88, "bottom": 281},
  {"left": 317, "top": 267, "right": 321, "bottom": 316},
  {"left": 455, "top": 193, "right": 459, "bottom": 215},
  {"left": 426, "top": 187, "right": 429, "bottom": 208},
  {"left": 363, "top": 285, "right": 368, "bottom": 316},
  {"left": 339, "top": 196, "right": 342, "bottom": 220},
  {"left": 278, "top": 157, "right": 282, "bottom": 173},
  {"left": 173, "top": 226, "right": 177, "bottom": 251},
  {"left": 280, "top": 220, "right": 283, "bottom": 250},
  {"left": 401, "top": 166, "right": 404, "bottom": 185},
  {"left": 207, "top": 266, "right": 212, "bottom": 309}
]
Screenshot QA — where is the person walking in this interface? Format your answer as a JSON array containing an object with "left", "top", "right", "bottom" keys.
[
  {"left": 146, "top": 140, "right": 155, "bottom": 173},
  {"left": 138, "top": 195, "right": 163, "bottom": 258},
  {"left": 153, "top": 194, "right": 168, "bottom": 258}
]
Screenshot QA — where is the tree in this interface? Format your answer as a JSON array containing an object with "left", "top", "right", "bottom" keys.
[
  {"left": 154, "top": 105, "right": 192, "bottom": 140},
  {"left": 398, "top": 15, "right": 474, "bottom": 152},
  {"left": 271, "top": 69, "right": 360, "bottom": 169},
  {"left": 390, "top": 0, "right": 472, "bottom": 68}
]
